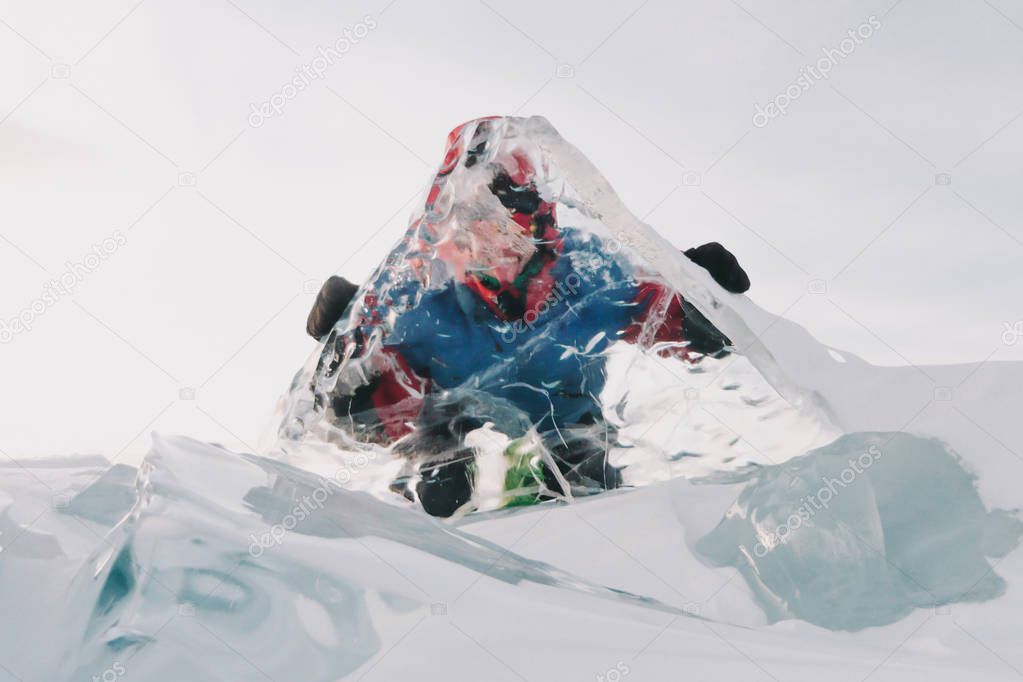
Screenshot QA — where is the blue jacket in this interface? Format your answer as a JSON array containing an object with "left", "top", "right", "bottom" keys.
[{"left": 385, "top": 227, "right": 640, "bottom": 433}]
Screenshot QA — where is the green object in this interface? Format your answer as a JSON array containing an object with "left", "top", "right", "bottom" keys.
[{"left": 501, "top": 441, "right": 547, "bottom": 508}]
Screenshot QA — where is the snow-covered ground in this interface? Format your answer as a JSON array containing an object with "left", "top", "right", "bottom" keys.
[{"left": 2, "top": 296, "right": 1021, "bottom": 681}]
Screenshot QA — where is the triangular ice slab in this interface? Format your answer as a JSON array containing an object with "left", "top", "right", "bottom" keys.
[{"left": 271, "top": 116, "right": 839, "bottom": 514}]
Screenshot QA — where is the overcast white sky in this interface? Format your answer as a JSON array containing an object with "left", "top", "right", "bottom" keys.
[{"left": 1, "top": 0, "right": 1021, "bottom": 460}]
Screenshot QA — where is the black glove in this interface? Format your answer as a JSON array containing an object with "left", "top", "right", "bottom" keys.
[
  {"left": 684, "top": 242, "right": 750, "bottom": 294},
  {"left": 306, "top": 276, "right": 359, "bottom": 339}
]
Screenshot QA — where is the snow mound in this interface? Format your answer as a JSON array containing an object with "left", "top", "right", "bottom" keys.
[
  {"left": 55, "top": 436, "right": 677, "bottom": 681},
  {"left": 697, "top": 432, "right": 1022, "bottom": 630}
]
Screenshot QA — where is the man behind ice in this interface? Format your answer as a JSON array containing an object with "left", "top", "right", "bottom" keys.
[{"left": 305, "top": 118, "right": 750, "bottom": 517}]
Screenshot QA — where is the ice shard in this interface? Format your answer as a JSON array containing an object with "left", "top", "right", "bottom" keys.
[
  {"left": 695, "top": 432, "right": 1023, "bottom": 630},
  {"left": 271, "top": 116, "right": 839, "bottom": 516}
]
